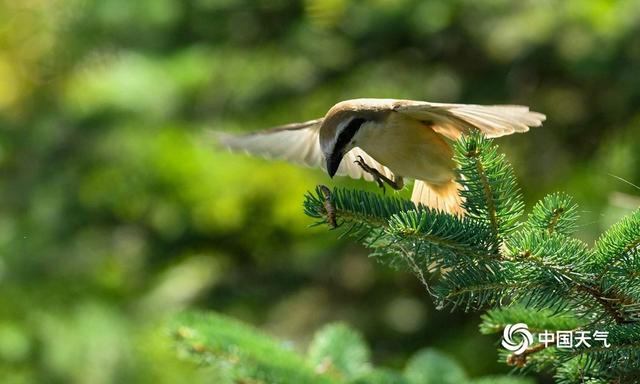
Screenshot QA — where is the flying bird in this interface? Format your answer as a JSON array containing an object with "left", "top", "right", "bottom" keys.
[{"left": 219, "top": 98, "right": 545, "bottom": 215}]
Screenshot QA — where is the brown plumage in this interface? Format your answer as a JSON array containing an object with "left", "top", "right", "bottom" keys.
[{"left": 219, "top": 98, "right": 545, "bottom": 215}]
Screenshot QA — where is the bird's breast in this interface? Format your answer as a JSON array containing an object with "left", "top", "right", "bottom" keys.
[{"left": 356, "top": 114, "right": 456, "bottom": 184}]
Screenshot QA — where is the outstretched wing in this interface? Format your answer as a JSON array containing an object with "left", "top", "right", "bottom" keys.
[
  {"left": 217, "top": 119, "right": 395, "bottom": 182},
  {"left": 218, "top": 119, "right": 325, "bottom": 168},
  {"left": 393, "top": 101, "right": 546, "bottom": 140}
]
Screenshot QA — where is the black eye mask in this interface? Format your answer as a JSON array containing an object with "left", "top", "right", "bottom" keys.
[{"left": 334, "top": 118, "right": 366, "bottom": 155}]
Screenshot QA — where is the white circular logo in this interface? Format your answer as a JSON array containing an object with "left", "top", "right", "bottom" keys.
[{"left": 502, "top": 323, "right": 533, "bottom": 355}]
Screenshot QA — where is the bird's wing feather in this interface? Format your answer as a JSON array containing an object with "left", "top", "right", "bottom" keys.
[
  {"left": 217, "top": 119, "right": 394, "bottom": 181},
  {"left": 394, "top": 101, "right": 546, "bottom": 140},
  {"left": 217, "top": 119, "right": 325, "bottom": 167}
]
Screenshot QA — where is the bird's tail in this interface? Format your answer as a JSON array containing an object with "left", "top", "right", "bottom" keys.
[{"left": 411, "top": 179, "right": 464, "bottom": 215}]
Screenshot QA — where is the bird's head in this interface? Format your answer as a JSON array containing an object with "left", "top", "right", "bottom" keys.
[{"left": 319, "top": 99, "right": 389, "bottom": 178}]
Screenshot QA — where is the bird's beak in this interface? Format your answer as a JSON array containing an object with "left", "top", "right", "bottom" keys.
[{"left": 326, "top": 153, "right": 342, "bottom": 178}]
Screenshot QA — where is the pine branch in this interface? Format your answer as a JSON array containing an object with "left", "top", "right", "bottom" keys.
[
  {"left": 574, "top": 285, "right": 629, "bottom": 325},
  {"left": 171, "top": 311, "right": 337, "bottom": 384},
  {"left": 498, "top": 346, "right": 560, "bottom": 376},
  {"left": 304, "top": 185, "right": 416, "bottom": 229},
  {"left": 480, "top": 306, "right": 585, "bottom": 335},
  {"left": 303, "top": 186, "right": 499, "bottom": 274},
  {"left": 594, "top": 209, "right": 640, "bottom": 316},
  {"left": 506, "top": 342, "right": 550, "bottom": 368},
  {"left": 386, "top": 208, "right": 496, "bottom": 264},
  {"left": 307, "top": 323, "right": 371, "bottom": 380},
  {"left": 594, "top": 208, "right": 640, "bottom": 270},
  {"left": 554, "top": 323, "right": 640, "bottom": 383},
  {"left": 454, "top": 132, "right": 525, "bottom": 243},
  {"left": 439, "top": 229, "right": 600, "bottom": 313},
  {"left": 527, "top": 192, "right": 579, "bottom": 235},
  {"left": 299, "top": 134, "right": 640, "bottom": 382},
  {"left": 504, "top": 229, "right": 638, "bottom": 323},
  {"left": 171, "top": 315, "right": 534, "bottom": 384},
  {"left": 303, "top": 186, "right": 416, "bottom": 245},
  {"left": 404, "top": 348, "right": 467, "bottom": 384}
]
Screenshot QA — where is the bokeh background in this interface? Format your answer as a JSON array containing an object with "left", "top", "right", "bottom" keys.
[{"left": 1, "top": 0, "right": 639, "bottom": 383}]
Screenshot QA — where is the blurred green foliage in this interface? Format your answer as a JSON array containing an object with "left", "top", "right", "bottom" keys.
[
  {"left": 0, "top": 0, "right": 639, "bottom": 383},
  {"left": 172, "top": 311, "right": 534, "bottom": 384}
]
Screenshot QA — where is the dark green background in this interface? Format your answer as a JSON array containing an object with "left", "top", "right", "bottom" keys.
[{"left": 1, "top": 0, "right": 639, "bottom": 382}]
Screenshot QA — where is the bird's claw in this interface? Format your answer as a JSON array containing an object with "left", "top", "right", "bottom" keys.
[
  {"left": 318, "top": 185, "right": 337, "bottom": 228},
  {"left": 354, "top": 156, "right": 403, "bottom": 193}
]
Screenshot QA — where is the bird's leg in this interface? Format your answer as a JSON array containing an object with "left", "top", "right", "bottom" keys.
[{"left": 354, "top": 156, "right": 404, "bottom": 193}]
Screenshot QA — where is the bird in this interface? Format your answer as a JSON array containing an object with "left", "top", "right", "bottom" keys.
[{"left": 218, "top": 98, "right": 545, "bottom": 215}]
